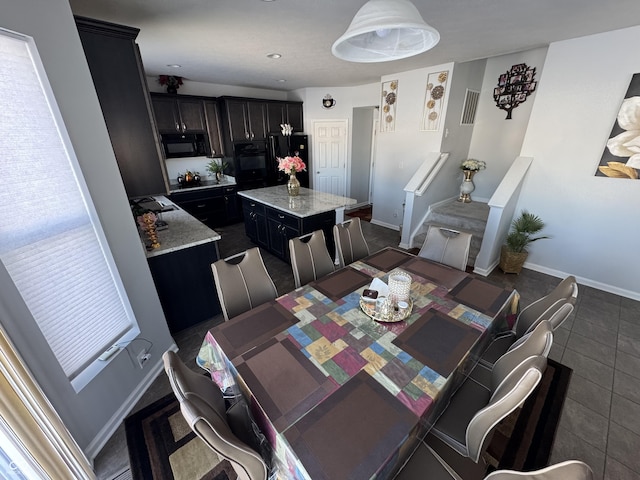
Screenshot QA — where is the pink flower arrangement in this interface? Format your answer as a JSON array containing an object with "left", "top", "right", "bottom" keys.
[{"left": 277, "top": 156, "right": 306, "bottom": 175}]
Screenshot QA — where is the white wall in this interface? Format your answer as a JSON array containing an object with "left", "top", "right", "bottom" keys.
[
  {"left": 0, "top": 0, "right": 175, "bottom": 458},
  {"left": 516, "top": 27, "right": 640, "bottom": 298},
  {"left": 294, "top": 83, "right": 380, "bottom": 191},
  {"left": 351, "top": 107, "right": 375, "bottom": 205},
  {"left": 372, "top": 64, "right": 454, "bottom": 229},
  {"left": 468, "top": 48, "right": 548, "bottom": 200},
  {"left": 147, "top": 76, "right": 289, "bottom": 100}
]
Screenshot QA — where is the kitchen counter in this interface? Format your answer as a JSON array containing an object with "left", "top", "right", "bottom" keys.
[
  {"left": 168, "top": 176, "right": 237, "bottom": 194},
  {"left": 238, "top": 185, "right": 356, "bottom": 218},
  {"left": 142, "top": 196, "right": 221, "bottom": 258}
]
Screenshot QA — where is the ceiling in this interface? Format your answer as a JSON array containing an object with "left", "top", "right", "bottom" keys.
[{"left": 68, "top": 0, "right": 640, "bottom": 92}]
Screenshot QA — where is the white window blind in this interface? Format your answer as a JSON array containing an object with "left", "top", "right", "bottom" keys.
[{"left": 0, "top": 30, "right": 137, "bottom": 390}]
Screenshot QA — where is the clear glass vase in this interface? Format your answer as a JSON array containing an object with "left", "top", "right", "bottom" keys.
[{"left": 287, "top": 172, "right": 300, "bottom": 196}]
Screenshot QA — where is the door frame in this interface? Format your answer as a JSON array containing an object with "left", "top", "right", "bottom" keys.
[{"left": 311, "top": 119, "right": 349, "bottom": 196}]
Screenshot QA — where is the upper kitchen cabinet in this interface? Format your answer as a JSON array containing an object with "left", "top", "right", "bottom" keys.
[
  {"left": 75, "top": 16, "right": 168, "bottom": 198},
  {"left": 203, "top": 100, "right": 224, "bottom": 157},
  {"left": 221, "top": 98, "right": 267, "bottom": 143},
  {"left": 151, "top": 94, "right": 206, "bottom": 134},
  {"left": 265, "top": 102, "right": 286, "bottom": 135},
  {"left": 265, "top": 101, "right": 304, "bottom": 135},
  {"left": 286, "top": 103, "right": 304, "bottom": 133}
]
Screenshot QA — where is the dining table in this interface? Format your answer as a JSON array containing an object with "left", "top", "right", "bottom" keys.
[{"left": 196, "top": 247, "right": 518, "bottom": 480}]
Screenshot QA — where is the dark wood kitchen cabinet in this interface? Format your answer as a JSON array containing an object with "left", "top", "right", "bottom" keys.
[
  {"left": 75, "top": 16, "right": 169, "bottom": 198},
  {"left": 204, "top": 100, "right": 225, "bottom": 157},
  {"left": 240, "top": 198, "right": 334, "bottom": 262},
  {"left": 222, "top": 98, "right": 267, "bottom": 143},
  {"left": 241, "top": 198, "right": 268, "bottom": 250},
  {"left": 151, "top": 94, "right": 206, "bottom": 133},
  {"left": 169, "top": 186, "right": 239, "bottom": 228},
  {"left": 265, "top": 101, "right": 304, "bottom": 134},
  {"left": 147, "top": 241, "right": 221, "bottom": 333},
  {"left": 266, "top": 206, "right": 300, "bottom": 260}
]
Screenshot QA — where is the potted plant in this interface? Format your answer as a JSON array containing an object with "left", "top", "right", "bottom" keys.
[
  {"left": 206, "top": 159, "right": 229, "bottom": 183},
  {"left": 499, "top": 210, "right": 549, "bottom": 274}
]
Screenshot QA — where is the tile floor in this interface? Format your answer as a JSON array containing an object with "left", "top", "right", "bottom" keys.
[{"left": 94, "top": 220, "right": 640, "bottom": 480}]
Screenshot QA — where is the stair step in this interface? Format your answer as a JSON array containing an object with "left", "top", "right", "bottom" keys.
[
  {"left": 414, "top": 201, "right": 490, "bottom": 267},
  {"left": 430, "top": 201, "right": 489, "bottom": 232}
]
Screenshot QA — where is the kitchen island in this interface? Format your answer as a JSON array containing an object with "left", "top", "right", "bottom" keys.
[
  {"left": 167, "top": 177, "right": 240, "bottom": 229},
  {"left": 141, "top": 196, "right": 222, "bottom": 333},
  {"left": 238, "top": 185, "right": 357, "bottom": 262}
]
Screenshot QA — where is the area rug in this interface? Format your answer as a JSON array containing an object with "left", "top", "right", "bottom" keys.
[
  {"left": 345, "top": 205, "right": 372, "bottom": 222},
  {"left": 485, "top": 357, "right": 572, "bottom": 473},
  {"left": 124, "top": 393, "right": 237, "bottom": 480}
]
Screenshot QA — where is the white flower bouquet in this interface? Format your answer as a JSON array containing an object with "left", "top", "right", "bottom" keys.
[{"left": 460, "top": 159, "right": 486, "bottom": 171}]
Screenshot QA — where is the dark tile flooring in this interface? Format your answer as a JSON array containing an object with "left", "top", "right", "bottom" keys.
[{"left": 94, "top": 220, "right": 640, "bottom": 480}]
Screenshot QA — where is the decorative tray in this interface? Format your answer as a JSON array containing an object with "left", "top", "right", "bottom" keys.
[{"left": 359, "top": 296, "right": 413, "bottom": 323}]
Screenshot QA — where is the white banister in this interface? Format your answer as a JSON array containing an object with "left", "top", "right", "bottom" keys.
[
  {"left": 400, "top": 152, "right": 451, "bottom": 248},
  {"left": 473, "top": 156, "right": 533, "bottom": 276},
  {"left": 404, "top": 152, "right": 450, "bottom": 196}
]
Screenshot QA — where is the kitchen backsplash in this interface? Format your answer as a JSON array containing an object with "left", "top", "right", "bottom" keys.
[{"left": 165, "top": 156, "right": 232, "bottom": 183}]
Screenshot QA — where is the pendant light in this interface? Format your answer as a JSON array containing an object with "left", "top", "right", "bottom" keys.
[{"left": 332, "top": 0, "right": 440, "bottom": 63}]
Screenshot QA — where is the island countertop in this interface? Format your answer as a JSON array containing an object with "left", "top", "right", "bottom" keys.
[
  {"left": 238, "top": 185, "right": 357, "bottom": 218},
  {"left": 141, "top": 196, "right": 221, "bottom": 258}
]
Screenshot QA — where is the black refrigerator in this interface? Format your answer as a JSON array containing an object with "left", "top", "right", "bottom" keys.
[{"left": 267, "top": 133, "right": 310, "bottom": 188}]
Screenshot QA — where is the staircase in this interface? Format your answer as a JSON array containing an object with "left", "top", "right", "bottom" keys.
[{"left": 413, "top": 200, "right": 490, "bottom": 267}]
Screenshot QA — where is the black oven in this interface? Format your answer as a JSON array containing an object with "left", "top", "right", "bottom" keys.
[
  {"left": 160, "top": 133, "right": 207, "bottom": 158},
  {"left": 234, "top": 142, "right": 268, "bottom": 187}
]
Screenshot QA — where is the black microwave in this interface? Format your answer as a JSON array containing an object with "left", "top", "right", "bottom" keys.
[{"left": 160, "top": 133, "right": 207, "bottom": 158}]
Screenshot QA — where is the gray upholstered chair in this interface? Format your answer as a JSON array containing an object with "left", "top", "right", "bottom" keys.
[
  {"left": 485, "top": 460, "right": 593, "bottom": 480},
  {"left": 289, "top": 230, "right": 335, "bottom": 288},
  {"left": 211, "top": 247, "right": 278, "bottom": 321},
  {"left": 469, "top": 320, "right": 553, "bottom": 389},
  {"left": 484, "top": 460, "right": 594, "bottom": 479},
  {"left": 426, "top": 355, "right": 546, "bottom": 474},
  {"left": 480, "top": 275, "right": 577, "bottom": 367},
  {"left": 395, "top": 450, "right": 592, "bottom": 480},
  {"left": 162, "top": 351, "right": 268, "bottom": 480},
  {"left": 333, "top": 217, "right": 370, "bottom": 267},
  {"left": 418, "top": 226, "right": 472, "bottom": 271}
]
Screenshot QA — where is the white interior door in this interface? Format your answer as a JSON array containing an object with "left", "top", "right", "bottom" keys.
[{"left": 313, "top": 120, "right": 348, "bottom": 196}]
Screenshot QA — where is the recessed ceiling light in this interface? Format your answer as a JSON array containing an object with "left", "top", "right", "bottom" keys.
[
  {"left": 166, "top": 64, "right": 181, "bottom": 68},
  {"left": 262, "top": 0, "right": 276, "bottom": 2},
  {"left": 267, "top": 53, "right": 282, "bottom": 59},
  {"left": 277, "top": 79, "right": 286, "bottom": 83}
]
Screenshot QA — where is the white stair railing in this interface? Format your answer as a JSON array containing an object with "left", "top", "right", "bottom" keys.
[
  {"left": 473, "top": 156, "right": 533, "bottom": 276},
  {"left": 400, "top": 152, "right": 450, "bottom": 248}
]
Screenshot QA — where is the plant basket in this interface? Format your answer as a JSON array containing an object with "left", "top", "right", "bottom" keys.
[{"left": 499, "top": 245, "right": 528, "bottom": 274}]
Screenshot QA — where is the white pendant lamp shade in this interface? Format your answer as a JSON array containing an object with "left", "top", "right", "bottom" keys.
[{"left": 332, "top": 0, "right": 440, "bottom": 63}]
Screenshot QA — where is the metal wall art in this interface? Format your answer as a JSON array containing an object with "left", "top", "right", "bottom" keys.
[
  {"left": 421, "top": 70, "right": 448, "bottom": 131},
  {"left": 380, "top": 80, "right": 398, "bottom": 132},
  {"left": 493, "top": 63, "right": 537, "bottom": 119},
  {"left": 596, "top": 72, "right": 640, "bottom": 179}
]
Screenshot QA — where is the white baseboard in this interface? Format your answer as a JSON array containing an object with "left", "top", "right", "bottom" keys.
[
  {"left": 524, "top": 262, "right": 640, "bottom": 301},
  {"left": 474, "top": 260, "right": 640, "bottom": 302},
  {"left": 370, "top": 219, "right": 400, "bottom": 231},
  {"left": 84, "top": 343, "right": 178, "bottom": 462}
]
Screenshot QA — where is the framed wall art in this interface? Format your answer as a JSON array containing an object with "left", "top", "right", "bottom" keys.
[
  {"left": 421, "top": 70, "right": 448, "bottom": 131},
  {"left": 596, "top": 72, "right": 640, "bottom": 180},
  {"left": 380, "top": 80, "right": 398, "bottom": 132},
  {"left": 493, "top": 63, "right": 537, "bottom": 119}
]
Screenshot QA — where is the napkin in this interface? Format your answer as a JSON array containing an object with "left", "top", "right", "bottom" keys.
[{"left": 368, "top": 278, "right": 389, "bottom": 298}]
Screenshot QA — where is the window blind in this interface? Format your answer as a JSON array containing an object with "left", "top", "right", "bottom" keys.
[{"left": 0, "top": 30, "right": 137, "bottom": 387}]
